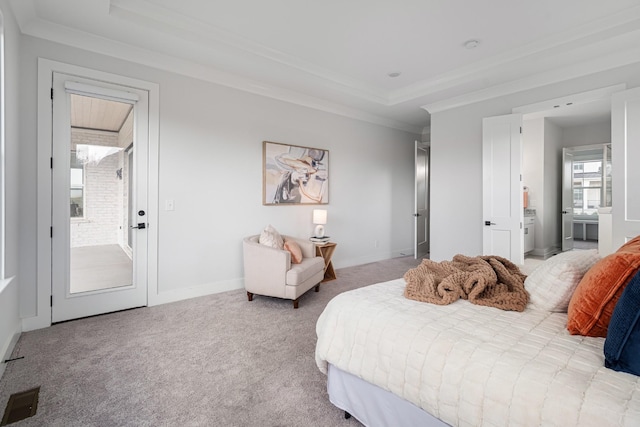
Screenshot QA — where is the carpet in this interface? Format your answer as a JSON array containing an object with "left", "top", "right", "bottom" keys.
[{"left": 0, "top": 256, "right": 423, "bottom": 427}]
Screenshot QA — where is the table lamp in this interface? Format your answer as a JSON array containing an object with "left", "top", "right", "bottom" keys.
[{"left": 313, "top": 209, "right": 327, "bottom": 238}]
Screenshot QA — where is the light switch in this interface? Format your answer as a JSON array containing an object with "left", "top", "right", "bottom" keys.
[{"left": 165, "top": 199, "right": 175, "bottom": 211}]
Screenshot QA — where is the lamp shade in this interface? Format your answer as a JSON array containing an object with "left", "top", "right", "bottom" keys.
[
  {"left": 312, "top": 209, "right": 328, "bottom": 238},
  {"left": 313, "top": 209, "right": 327, "bottom": 225}
]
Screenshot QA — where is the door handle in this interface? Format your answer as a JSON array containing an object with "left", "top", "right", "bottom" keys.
[
  {"left": 130, "top": 223, "right": 146, "bottom": 229},
  {"left": 484, "top": 221, "right": 496, "bottom": 226},
  {"left": 413, "top": 213, "right": 421, "bottom": 217}
]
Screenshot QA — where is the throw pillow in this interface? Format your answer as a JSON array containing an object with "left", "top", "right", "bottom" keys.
[
  {"left": 525, "top": 249, "right": 600, "bottom": 312},
  {"left": 284, "top": 239, "right": 303, "bottom": 264},
  {"left": 618, "top": 234, "right": 640, "bottom": 253},
  {"left": 567, "top": 250, "right": 640, "bottom": 337},
  {"left": 604, "top": 269, "right": 640, "bottom": 376},
  {"left": 259, "top": 224, "right": 284, "bottom": 250}
]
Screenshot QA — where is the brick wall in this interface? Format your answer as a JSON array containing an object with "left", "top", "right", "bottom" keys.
[{"left": 70, "top": 128, "right": 129, "bottom": 248}]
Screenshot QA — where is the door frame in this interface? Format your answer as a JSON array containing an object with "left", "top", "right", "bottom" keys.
[
  {"left": 561, "top": 148, "right": 574, "bottom": 251},
  {"left": 27, "top": 58, "right": 159, "bottom": 330}
]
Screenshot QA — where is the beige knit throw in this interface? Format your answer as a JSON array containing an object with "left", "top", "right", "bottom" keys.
[{"left": 403, "top": 254, "right": 529, "bottom": 312}]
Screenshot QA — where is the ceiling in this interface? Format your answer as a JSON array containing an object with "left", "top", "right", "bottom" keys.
[
  {"left": 70, "top": 94, "right": 133, "bottom": 132},
  {"left": 10, "top": 0, "right": 640, "bottom": 133},
  {"left": 524, "top": 98, "right": 612, "bottom": 128}
]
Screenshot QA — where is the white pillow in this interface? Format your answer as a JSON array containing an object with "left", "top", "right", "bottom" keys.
[
  {"left": 525, "top": 249, "right": 601, "bottom": 312},
  {"left": 259, "top": 224, "right": 284, "bottom": 249}
]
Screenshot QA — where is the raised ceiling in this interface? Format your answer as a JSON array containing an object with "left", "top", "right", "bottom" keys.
[{"left": 10, "top": 0, "right": 640, "bottom": 132}]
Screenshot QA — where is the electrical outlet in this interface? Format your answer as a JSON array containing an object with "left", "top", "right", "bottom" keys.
[{"left": 165, "top": 199, "right": 175, "bottom": 211}]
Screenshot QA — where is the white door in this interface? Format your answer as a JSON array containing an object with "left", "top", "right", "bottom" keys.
[
  {"left": 51, "top": 72, "right": 149, "bottom": 323},
  {"left": 612, "top": 87, "right": 640, "bottom": 249},
  {"left": 414, "top": 142, "right": 429, "bottom": 258},
  {"left": 562, "top": 148, "right": 575, "bottom": 251},
  {"left": 482, "top": 114, "right": 524, "bottom": 264}
]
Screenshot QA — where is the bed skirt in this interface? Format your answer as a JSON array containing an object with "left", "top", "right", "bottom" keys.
[{"left": 327, "top": 364, "right": 449, "bottom": 427}]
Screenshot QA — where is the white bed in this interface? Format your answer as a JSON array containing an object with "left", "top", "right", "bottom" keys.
[{"left": 315, "top": 278, "right": 640, "bottom": 427}]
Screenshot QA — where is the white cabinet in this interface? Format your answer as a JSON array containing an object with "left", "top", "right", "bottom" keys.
[{"left": 524, "top": 216, "right": 535, "bottom": 254}]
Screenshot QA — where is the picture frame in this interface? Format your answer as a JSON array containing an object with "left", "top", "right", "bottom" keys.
[{"left": 263, "top": 141, "right": 329, "bottom": 205}]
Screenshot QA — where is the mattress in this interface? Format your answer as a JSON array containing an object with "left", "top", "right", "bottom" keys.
[{"left": 315, "top": 279, "right": 640, "bottom": 427}]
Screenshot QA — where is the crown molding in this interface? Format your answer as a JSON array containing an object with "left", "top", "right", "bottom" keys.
[
  {"left": 109, "top": 0, "right": 389, "bottom": 105},
  {"left": 391, "top": 7, "right": 640, "bottom": 106},
  {"left": 13, "top": 11, "right": 421, "bottom": 133},
  {"left": 9, "top": 0, "right": 640, "bottom": 124},
  {"left": 421, "top": 47, "right": 640, "bottom": 114}
]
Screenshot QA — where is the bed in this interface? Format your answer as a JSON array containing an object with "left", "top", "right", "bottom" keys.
[{"left": 315, "top": 250, "right": 640, "bottom": 427}]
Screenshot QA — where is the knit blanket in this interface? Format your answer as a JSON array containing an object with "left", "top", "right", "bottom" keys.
[{"left": 404, "top": 255, "right": 529, "bottom": 311}]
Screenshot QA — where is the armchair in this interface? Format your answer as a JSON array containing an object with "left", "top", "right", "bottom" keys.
[{"left": 243, "top": 235, "right": 325, "bottom": 308}]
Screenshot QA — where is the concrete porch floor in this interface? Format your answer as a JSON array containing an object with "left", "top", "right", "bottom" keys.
[{"left": 70, "top": 244, "right": 133, "bottom": 294}]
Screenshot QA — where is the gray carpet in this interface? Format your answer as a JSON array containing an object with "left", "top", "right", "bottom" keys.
[{"left": 0, "top": 256, "right": 424, "bottom": 427}]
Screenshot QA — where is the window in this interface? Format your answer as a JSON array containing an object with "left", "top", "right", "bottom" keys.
[
  {"left": 70, "top": 151, "right": 84, "bottom": 218},
  {"left": 573, "top": 160, "right": 602, "bottom": 216}
]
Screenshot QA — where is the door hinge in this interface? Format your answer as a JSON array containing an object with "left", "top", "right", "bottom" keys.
[
  {"left": 50, "top": 157, "right": 53, "bottom": 169},
  {"left": 50, "top": 226, "right": 53, "bottom": 238},
  {"left": 50, "top": 88, "right": 54, "bottom": 100},
  {"left": 520, "top": 222, "right": 523, "bottom": 229},
  {"left": 50, "top": 295, "right": 53, "bottom": 307},
  {"left": 520, "top": 126, "right": 522, "bottom": 134}
]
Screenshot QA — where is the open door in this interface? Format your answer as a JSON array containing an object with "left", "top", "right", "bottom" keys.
[
  {"left": 561, "top": 148, "right": 574, "bottom": 251},
  {"left": 612, "top": 87, "right": 640, "bottom": 248},
  {"left": 414, "top": 141, "right": 429, "bottom": 259},
  {"left": 482, "top": 114, "right": 524, "bottom": 264}
]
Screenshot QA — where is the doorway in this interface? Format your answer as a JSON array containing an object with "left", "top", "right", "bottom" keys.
[
  {"left": 414, "top": 141, "right": 429, "bottom": 259},
  {"left": 561, "top": 144, "right": 611, "bottom": 252},
  {"left": 51, "top": 73, "right": 149, "bottom": 323},
  {"left": 515, "top": 85, "right": 621, "bottom": 259}
]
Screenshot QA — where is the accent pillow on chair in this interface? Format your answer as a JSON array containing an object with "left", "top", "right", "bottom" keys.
[
  {"left": 567, "top": 241, "right": 640, "bottom": 337},
  {"left": 604, "top": 269, "right": 640, "bottom": 376},
  {"left": 259, "top": 224, "right": 284, "bottom": 249},
  {"left": 284, "top": 239, "right": 303, "bottom": 264}
]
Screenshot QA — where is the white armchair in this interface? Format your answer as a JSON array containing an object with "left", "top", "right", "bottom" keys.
[{"left": 242, "top": 235, "right": 326, "bottom": 308}]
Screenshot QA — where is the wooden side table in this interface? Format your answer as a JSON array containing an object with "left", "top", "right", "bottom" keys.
[{"left": 315, "top": 242, "right": 337, "bottom": 282}]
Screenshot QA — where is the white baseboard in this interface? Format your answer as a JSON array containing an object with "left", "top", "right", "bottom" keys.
[
  {"left": 0, "top": 330, "right": 21, "bottom": 380},
  {"left": 531, "top": 246, "right": 561, "bottom": 259},
  {"left": 149, "top": 278, "right": 244, "bottom": 306}
]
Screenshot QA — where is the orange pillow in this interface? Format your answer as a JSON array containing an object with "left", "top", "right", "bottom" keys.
[
  {"left": 284, "top": 240, "right": 303, "bottom": 264},
  {"left": 618, "top": 235, "right": 640, "bottom": 253},
  {"left": 567, "top": 251, "right": 640, "bottom": 337}
]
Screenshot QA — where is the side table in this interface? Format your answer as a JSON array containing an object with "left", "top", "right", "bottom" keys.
[{"left": 315, "top": 242, "right": 337, "bottom": 282}]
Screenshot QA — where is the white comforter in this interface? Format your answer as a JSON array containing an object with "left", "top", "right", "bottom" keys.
[{"left": 315, "top": 279, "right": 640, "bottom": 427}]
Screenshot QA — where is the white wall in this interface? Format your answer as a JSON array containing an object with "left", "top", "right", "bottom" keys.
[
  {"left": 562, "top": 120, "right": 611, "bottom": 147},
  {"left": 17, "top": 35, "right": 418, "bottom": 318},
  {"left": 0, "top": 0, "right": 22, "bottom": 376},
  {"left": 430, "top": 63, "right": 640, "bottom": 262}
]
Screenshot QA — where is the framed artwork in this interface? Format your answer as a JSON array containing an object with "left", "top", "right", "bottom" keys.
[{"left": 263, "top": 141, "right": 329, "bottom": 205}]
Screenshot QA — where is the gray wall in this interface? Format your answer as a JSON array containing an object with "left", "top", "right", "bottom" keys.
[
  {"left": 16, "top": 34, "right": 418, "bottom": 318},
  {"left": 430, "top": 63, "right": 640, "bottom": 262},
  {"left": 0, "top": 0, "right": 22, "bottom": 371},
  {"left": 543, "top": 119, "right": 562, "bottom": 253}
]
